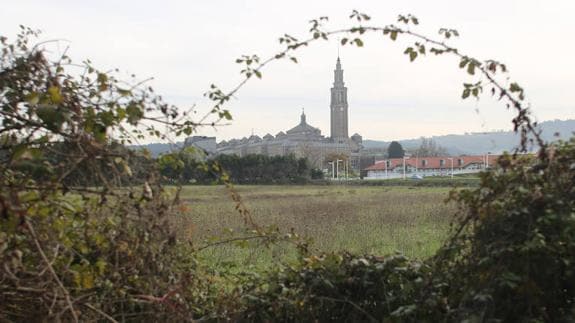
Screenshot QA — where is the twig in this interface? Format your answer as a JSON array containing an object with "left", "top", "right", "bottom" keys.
[
  {"left": 196, "top": 235, "right": 267, "bottom": 252},
  {"left": 317, "top": 296, "right": 378, "bottom": 322},
  {"left": 84, "top": 303, "right": 119, "bottom": 323},
  {"left": 25, "top": 220, "right": 79, "bottom": 323}
]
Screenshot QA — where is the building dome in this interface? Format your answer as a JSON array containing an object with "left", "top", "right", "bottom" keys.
[{"left": 286, "top": 110, "right": 321, "bottom": 137}]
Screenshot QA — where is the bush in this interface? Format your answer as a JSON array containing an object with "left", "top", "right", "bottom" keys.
[
  {"left": 239, "top": 253, "right": 433, "bottom": 322},
  {"left": 0, "top": 27, "right": 229, "bottom": 321},
  {"left": 436, "top": 140, "right": 575, "bottom": 321}
]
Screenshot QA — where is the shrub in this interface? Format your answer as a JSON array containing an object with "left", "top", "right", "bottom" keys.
[
  {"left": 0, "top": 27, "right": 228, "bottom": 321},
  {"left": 436, "top": 140, "right": 575, "bottom": 321}
]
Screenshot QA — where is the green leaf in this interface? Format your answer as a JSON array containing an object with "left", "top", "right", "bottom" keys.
[
  {"left": 99, "top": 111, "right": 115, "bottom": 126},
  {"left": 48, "top": 86, "right": 62, "bottom": 104},
  {"left": 117, "top": 88, "right": 131, "bottom": 96},
  {"left": 116, "top": 107, "right": 126, "bottom": 120},
  {"left": 92, "top": 124, "right": 107, "bottom": 143},
  {"left": 97, "top": 73, "right": 108, "bottom": 92},
  {"left": 36, "top": 105, "right": 64, "bottom": 131},
  {"left": 467, "top": 62, "right": 476, "bottom": 75},
  {"left": 219, "top": 110, "right": 233, "bottom": 120},
  {"left": 126, "top": 103, "right": 144, "bottom": 125},
  {"left": 390, "top": 31, "right": 398, "bottom": 41},
  {"left": 409, "top": 51, "right": 417, "bottom": 62},
  {"left": 354, "top": 38, "right": 364, "bottom": 47},
  {"left": 509, "top": 83, "right": 522, "bottom": 93},
  {"left": 25, "top": 92, "right": 39, "bottom": 105},
  {"left": 12, "top": 145, "right": 30, "bottom": 161},
  {"left": 462, "top": 89, "right": 470, "bottom": 99}
]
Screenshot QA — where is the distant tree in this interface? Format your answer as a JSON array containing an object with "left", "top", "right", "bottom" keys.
[
  {"left": 161, "top": 153, "right": 313, "bottom": 184},
  {"left": 414, "top": 137, "right": 448, "bottom": 157},
  {"left": 387, "top": 141, "right": 405, "bottom": 158},
  {"left": 310, "top": 168, "right": 324, "bottom": 180}
]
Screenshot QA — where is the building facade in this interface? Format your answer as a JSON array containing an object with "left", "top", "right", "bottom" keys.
[
  {"left": 363, "top": 155, "right": 500, "bottom": 179},
  {"left": 211, "top": 57, "right": 363, "bottom": 171}
]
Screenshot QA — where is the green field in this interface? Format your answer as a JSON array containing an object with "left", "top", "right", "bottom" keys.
[{"left": 175, "top": 185, "right": 458, "bottom": 267}]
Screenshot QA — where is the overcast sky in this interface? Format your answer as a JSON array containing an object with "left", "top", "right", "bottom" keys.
[{"left": 2, "top": 0, "right": 574, "bottom": 142}]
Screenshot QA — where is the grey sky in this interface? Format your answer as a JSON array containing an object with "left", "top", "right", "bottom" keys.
[{"left": 2, "top": 0, "right": 574, "bottom": 142}]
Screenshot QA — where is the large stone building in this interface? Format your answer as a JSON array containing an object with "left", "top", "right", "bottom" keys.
[{"left": 213, "top": 57, "right": 363, "bottom": 171}]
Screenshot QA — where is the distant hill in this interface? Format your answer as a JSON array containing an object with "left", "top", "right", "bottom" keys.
[
  {"left": 135, "top": 119, "right": 575, "bottom": 157},
  {"left": 362, "top": 119, "right": 575, "bottom": 155}
]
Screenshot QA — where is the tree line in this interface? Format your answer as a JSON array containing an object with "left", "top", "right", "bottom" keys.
[{"left": 159, "top": 150, "right": 323, "bottom": 184}]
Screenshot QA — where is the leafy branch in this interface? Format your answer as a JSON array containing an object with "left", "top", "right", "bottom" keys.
[{"left": 211, "top": 11, "right": 543, "bottom": 157}]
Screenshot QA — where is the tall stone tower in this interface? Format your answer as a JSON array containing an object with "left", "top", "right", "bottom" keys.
[{"left": 330, "top": 57, "right": 348, "bottom": 142}]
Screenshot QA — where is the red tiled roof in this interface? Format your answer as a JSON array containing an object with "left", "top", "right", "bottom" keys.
[{"left": 364, "top": 155, "right": 500, "bottom": 171}]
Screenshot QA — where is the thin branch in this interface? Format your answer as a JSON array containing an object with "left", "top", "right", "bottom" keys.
[
  {"left": 317, "top": 296, "right": 379, "bottom": 323},
  {"left": 24, "top": 220, "right": 79, "bottom": 323},
  {"left": 196, "top": 235, "right": 268, "bottom": 252},
  {"left": 84, "top": 303, "right": 119, "bottom": 323}
]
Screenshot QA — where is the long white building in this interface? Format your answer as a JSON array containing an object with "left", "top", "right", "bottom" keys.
[{"left": 364, "top": 155, "right": 500, "bottom": 179}]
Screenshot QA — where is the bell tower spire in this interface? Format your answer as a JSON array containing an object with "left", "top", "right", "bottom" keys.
[{"left": 330, "top": 57, "right": 348, "bottom": 142}]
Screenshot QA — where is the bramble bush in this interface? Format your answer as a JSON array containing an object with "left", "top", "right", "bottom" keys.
[{"left": 0, "top": 27, "right": 231, "bottom": 321}]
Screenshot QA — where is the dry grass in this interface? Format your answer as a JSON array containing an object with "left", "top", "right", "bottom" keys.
[{"left": 173, "top": 185, "right": 458, "bottom": 267}]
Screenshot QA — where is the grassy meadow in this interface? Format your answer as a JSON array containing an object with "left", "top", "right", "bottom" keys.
[{"left": 174, "top": 185, "right": 459, "bottom": 268}]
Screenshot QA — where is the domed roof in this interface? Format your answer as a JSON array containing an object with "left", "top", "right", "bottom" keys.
[{"left": 286, "top": 111, "right": 320, "bottom": 135}]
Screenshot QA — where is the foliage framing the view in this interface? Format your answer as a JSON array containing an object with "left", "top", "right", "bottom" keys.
[{"left": 1, "top": 10, "right": 572, "bottom": 322}]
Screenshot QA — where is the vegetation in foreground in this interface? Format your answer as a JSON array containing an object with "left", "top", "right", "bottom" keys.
[{"left": 1, "top": 15, "right": 574, "bottom": 322}]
